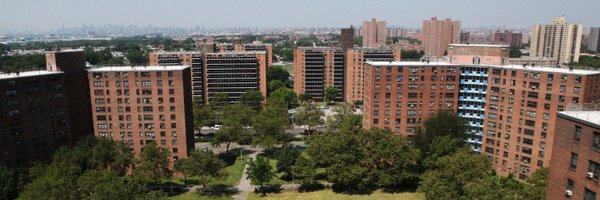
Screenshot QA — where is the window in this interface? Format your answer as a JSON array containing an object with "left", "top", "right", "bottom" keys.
[
  {"left": 570, "top": 153, "right": 578, "bottom": 170},
  {"left": 594, "top": 132, "right": 600, "bottom": 150},
  {"left": 575, "top": 126, "right": 582, "bottom": 142},
  {"left": 567, "top": 179, "right": 574, "bottom": 190},
  {"left": 589, "top": 161, "right": 600, "bottom": 181},
  {"left": 585, "top": 188, "right": 596, "bottom": 200}
]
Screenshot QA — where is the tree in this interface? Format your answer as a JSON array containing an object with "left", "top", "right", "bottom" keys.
[
  {"left": 298, "top": 92, "right": 312, "bottom": 102},
  {"left": 295, "top": 105, "right": 324, "bottom": 139},
  {"left": 326, "top": 104, "right": 362, "bottom": 133},
  {"left": 270, "top": 87, "right": 297, "bottom": 108},
  {"left": 418, "top": 149, "right": 491, "bottom": 200},
  {"left": 268, "top": 80, "right": 286, "bottom": 93},
  {"left": 324, "top": 86, "right": 340, "bottom": 103},
  {"left": 252, "top": 99, "right": 290, "bottom": 149},
  {"left": 239, "top": 90, "right": 264, "bottom": 111},
  {"left": 174, "top": 158, "right": 194, "bottom": 185},
  {"left": 212, "top": 103, "right": 255, "bottom": 153},
  {"left": 401, "top": 49, "right": 425, "bottom": 60},
  {"left": 509, "top": 47, "right": 522, "bottom": 58},
  {"left": 307, "top": 127, "right": 419, "bottom": 193},
  {"left": 89, "top": 138, "right": 134, "bottom": 176},
  {"left": 209, "top": 93, "right": 230, "bottom": 111},
  {"left": 276, "top": 145, "right": 301, "bottom": 180},
  {"left": 125, "top": 50, "right": 148, "bottom": 65},
  {"left": 0, "top": 166, "right": 22, "bottom": 200},
  {"left": 185, "top": 150, "right": 227, "bottom": 188},
  {"left": 413, "top": 109, "right": 468, "bottom": 170},
  {"left": 292, "top": 155, "right": 317, "bottom": 185},
  {"left": 135, "top": 143, "right": 171, "bottom": 188},
  {"left": 194, "top": 104, "right": 216, "bottom": 131},
  {"left": 525, "top": 167, "right": 549, "bottom": 200},
  {"left": 247, "top": 156, "right": 276, "bottom": 196},
  {"left": 266, "top": 66, "right": 291, "bottom": 83}
]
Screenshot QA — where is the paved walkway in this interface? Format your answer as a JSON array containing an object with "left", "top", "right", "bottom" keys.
[{"left": 234, "top": 148, "right": 261, "bottom": 200}]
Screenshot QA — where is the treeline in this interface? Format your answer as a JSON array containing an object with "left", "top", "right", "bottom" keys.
[
  {"left": 571, "top": 56, "right": 600, "bottom": 69},
  {"left": 0, "top": 54, "right": 46, "bottom": 73}
]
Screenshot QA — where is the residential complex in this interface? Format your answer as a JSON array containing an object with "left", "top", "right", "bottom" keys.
[
  {"left": 362, "top": 61, "right": 460, "bottom": 135},
  {"left": 491, "top": 30, "right": 523, "bottom": 48},
  {"left": 547, "top": 111, "right": 600, "bottom": 200},
  {"left": 422, "top": 17, "right": 461, "bottom": 57},
  {"left": 344, "top": 48, "right": 401, "bottom": 103},
  {"left": 293, "top": 47, "right": 400, "bottom": 103},
  {"left": 530, "top": 16, "right": 583, "bottom": 64},
  {"left": 587, "top": 27, "right": 600, "bottom": 53},
  {"left": 362, "top": 18, "right": 387, "bottom": 48},
  {"left": 482, "top": 66, "right": 600, "bottom": 179},
  {"left": 293, "top": 47, "right": 344, "bottom": 101},
  {"left": 87, "top": 66, "right": 194, "bottom": 163},
  {"left": 341, "top": 26, "right": 355, "bottom": 50},
  {"left": 148, "top": 51, "right": 268, "bottom": 105},
  {"left": 362, "top": 60, "right": 600, "bottom": 178},
  {"left": 0, "top": 50, "right": 92, "bottom": 168},
  {"left": 216, "top": 42, "right": 273, "bottom": 67}
]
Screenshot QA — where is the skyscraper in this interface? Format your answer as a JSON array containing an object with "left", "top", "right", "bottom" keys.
[
  {"left": 530, "top": 16, "right": 583, "bottom": 64},
  {"left": 587, "top": 27, "right": 600, "bottom": 53},
  {"left": 422, "top": 17, "right": 461, "bottom": 57},
  {"left": 362, "top": 18, "right": 387, "bottom": 48}
]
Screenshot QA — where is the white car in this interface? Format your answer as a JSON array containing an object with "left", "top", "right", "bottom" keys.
[{"left": 212, "top": 125, "right": 222, "bottom": 130}]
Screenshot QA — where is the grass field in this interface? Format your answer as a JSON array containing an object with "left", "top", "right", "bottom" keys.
[
  {"left": 169, "top": 192, "right": 233, "bottom": 200},
  {"left": 248, "top": 189, "right": 424, "bottom": 200}
]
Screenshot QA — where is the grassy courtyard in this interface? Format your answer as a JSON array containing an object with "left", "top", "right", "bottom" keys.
[{"left": 248, "top": 189, "right": 424, "bottom": 200}]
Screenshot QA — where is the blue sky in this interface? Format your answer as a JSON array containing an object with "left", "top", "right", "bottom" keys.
[{"left": 1, "top": 0, "right": 599, "bottom": 31}]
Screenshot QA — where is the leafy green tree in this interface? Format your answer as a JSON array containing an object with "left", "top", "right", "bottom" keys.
[
  {"left": 298, "top": 93, "right": 312, "bottom": 102},
  {"left": 276, "top": 145, "right": 301, "bottom": 180},
  {"left": 174, "top": 158, "right": 194, "bottom": 185},
  {"left": 401, "top": 49, "right": 425, "bottom": 60},
  {"left": 525, "top": 167, "right": 549, "bottom": 200},
  {"left": 268, "top": 80, "right": 286, "bottom": 93},
  {"left": 247, "top": 156, "right": 276, "bottom": 196},
  {"left": 239, "top": 90, "right": 264, "bottom": 111},
  {"left": 194, "top": 104, "right": 216, "bottom": 130},
  {"left": 418, "top": 149, "right": 491, "bottom": 200},
  {"left": 270, "top": 87, "right": 297, "bottom": 108},
  {"left": 326, "top": 104, "right": 362, "bottom": 133},
  {"left": 292, "top": 155, "right": 317, "bottom": 185},
  {"left": 135, "top": 143, "right": 171, "bottom": 188},
  {"left": 0, "top": 166, "right": 22, "bottom": 200},
  {"left": 210, "top": 93, "right": 230, "bottom": 111},
  {"left": 324, "top": 86, "right": 340, "bottom": 103},
  {"left": 126, "top": 50, "right": 148, "bottom": 65},
  {"left": 90, "top": 138, "right": 134, "bottom": 175},
  {"left": 295, "top": 105, "right": 324, "bottom": 139},
  {"left": 413, "top": 109, "right": 468, "bottom": 170},
  {"left": 509, "top": 47, "right": 522, "bottom": 58},
  {"left": 186, "top": 150, "right": 226, "bottom": 188},
  {"left": 252, "top": 99, "right": 290, "bottom": 149},
  {"left": 212, "top": 103, "right": 255, "bottom": 153},
  {"left": 267, "top": 66, "right": 291, "bottom": 83}
]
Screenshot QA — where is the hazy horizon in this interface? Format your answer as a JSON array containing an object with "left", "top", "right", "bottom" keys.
[{"left": 2, "top": 0, "right": 599, "bottom": 32}]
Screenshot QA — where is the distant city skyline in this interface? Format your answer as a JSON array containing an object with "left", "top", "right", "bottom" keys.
[{"left": 1, "top": 0, "right": 600, "bottom": 33}]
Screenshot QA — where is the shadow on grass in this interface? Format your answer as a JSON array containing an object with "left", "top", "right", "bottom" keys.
[
  {"left": 298, "top": 182, "right": 326, "bottom": 193},
  {"left": 331, "top": 184, "right": 375, "bottom": 195},
  {"left": 161, "top": 181, "right": 188, "bottom": 196},
  {"left": 254, "top": 184, "right": 283, "bottom": 196},
  {"left": 381, "top": 183, "right": 419, "bottom": 194},
  {"left": 195, "top": 184, "right": 239, "bottom": 196}
]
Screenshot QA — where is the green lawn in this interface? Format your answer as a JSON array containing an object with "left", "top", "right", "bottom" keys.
[
  {"left": 248, "top": 189, "right": 424, "bottom": 200},
  {"left": 168, "top": 191, "right": 233, "bottom": 200}
]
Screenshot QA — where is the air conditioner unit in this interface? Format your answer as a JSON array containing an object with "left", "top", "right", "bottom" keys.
[
  {"left": 587, "top": 172, "right": 595, "bottom": 179},
  {"left": 565, "top": 189, "right": 573, "bottom": 197}
]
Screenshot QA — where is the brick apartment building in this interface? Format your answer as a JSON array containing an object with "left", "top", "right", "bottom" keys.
[
  {"left": 447, "top": 44, "right": 509, "bottom": 65},
  {"left": 215, "top": 42, "right": 273, "bottom": 67},
  {"left": 87, "top": 66, "right": 194, "bottom": 163},
  {"left": 362, "top": 61, "right": 460, "bottom": 135},
  {"left": 547, "top": 111, "right": 600, "bottom": 200},
  {"left": 422, "top": 17, "right": 461, "bottom": 57},
  {"left": 344, "top": 48, "right": 401, "bottom": 103},
  {"left": 361, "top": 60, "right": 600, "bottom": 178},
  {"left": 483, "top": 66, "right": 600, "bottom": 179},
  {"left": 149, "top": 51, "right": 267, "bottom": 105},
  {"left": 490, "top": 30, "right": 523, "bottom": 48},
  {"left": 293, "top": 47, "right": 345, "bottom": 102},
  {"left": 1, "top": 50, "right": 93, "bottom": 168}
]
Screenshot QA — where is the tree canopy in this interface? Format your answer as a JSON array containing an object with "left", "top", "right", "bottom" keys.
[{"left": 247, "top": 156, "right": 276, "bottom": 196}]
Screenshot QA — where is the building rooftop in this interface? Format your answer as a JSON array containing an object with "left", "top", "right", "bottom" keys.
[
  {"left": 491, "top": 65, "right": 600, "bottom": 75},
  {"left": 450, "top": 44, "right": 509, "bottom": 48},
  {"left": 87, "top": 65, "right": 189, "bottom": 72},
  {"left": 558, "top": 111, "right": 600, "bottom": 127},
  {"left": 0, "top": 70, "right": 64, "bottom": 79},
  {"left": 150, "top": 51, "right": 201, "bottom": 55},
  {"left": 366, "top": 61, "right": 457, "bottom": 66},
  {"left": 45, "top": 49, "right": 85, "bottom": 54}
]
